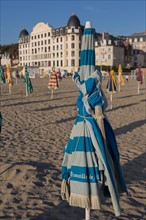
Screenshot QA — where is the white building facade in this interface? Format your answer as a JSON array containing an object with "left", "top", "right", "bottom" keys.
[
  {"left": 18, "top": 14, "right": 146, "bottom": 72},
  {"left": 19, "top": 14, "right": 83, "bottom": 73}
]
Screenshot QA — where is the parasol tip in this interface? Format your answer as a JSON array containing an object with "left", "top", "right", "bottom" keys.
[{"left": 85, "top": 21, "right": 92, "bottom": 28}]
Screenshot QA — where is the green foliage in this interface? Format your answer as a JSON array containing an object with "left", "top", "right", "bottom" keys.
[{"left": 0, "top": 43, "right": 18, "bottom": 58}]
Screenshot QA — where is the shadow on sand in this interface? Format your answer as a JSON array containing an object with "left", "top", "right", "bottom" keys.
[{"left": 114, "top": 119, "right": 146, "bottom": 136}]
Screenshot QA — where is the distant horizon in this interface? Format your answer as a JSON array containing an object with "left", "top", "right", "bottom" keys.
[{"left": 1, "top": 0, "right": 146, "bottom": 45}]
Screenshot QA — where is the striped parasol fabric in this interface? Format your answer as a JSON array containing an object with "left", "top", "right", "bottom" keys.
[
  {"left": 79, "top": 21, "right": 96, "bottom": 81},
  {"left": 48, "top": 70, "right": 59, "bottom": 89},
  {"left": 24, "top": 65, "right": 33, "bottom": 94},
  {"left": 61, "top": 21, "right": 128, "bottom": 218},
  {"left": 106, "top": 69, "right": 117, "bottom": 92}
]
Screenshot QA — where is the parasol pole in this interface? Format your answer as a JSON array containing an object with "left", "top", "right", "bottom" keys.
[
  {"left": 16, "top": 77, "right": 18, "bottom": 85},
  {"left": 0, "top": 83, "right": 2, "bottom": 94},
  {"left": 51, "top": 89, "right": 53, "bottom": 99},
  {"left": 118, "top": 83, "right": 121, "bottom": 92},
  {"left": 110, "top": 92, "right": 113, "bottom": 109},
  {"left": 137, "top": 83, "right": 140, "bottom": 94},
  {"left": 26, "top": 83, "right": 28, "bottom": 97},
  {"left": 85, "top": 209, "right": 90, "bottom": 220},
  {"left": 9, "top": 84, "right": 11, "bottom": 94}
]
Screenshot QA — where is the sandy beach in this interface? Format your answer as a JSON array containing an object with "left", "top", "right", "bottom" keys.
[{"left": 0, "top": 75, "right": 145, "bottom": 220}]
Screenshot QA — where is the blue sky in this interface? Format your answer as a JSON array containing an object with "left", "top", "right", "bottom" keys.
[{"left": 0, "top": 0, "right": 146, "bottom": 45}]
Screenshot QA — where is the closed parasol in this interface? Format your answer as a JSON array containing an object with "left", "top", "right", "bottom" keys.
[
  {"left": 48, "top": 68, "right": 59, "bottom": 99},
  {"left": 117, "top": 64, "right": 125, "bottom": 91},
  {"left": 24, "top": 64, "right": 33, "bottom": 96},
  {"left": 61, "top": 21, "right": 128, "bottom": 219},
  {"left": 6, "top": 64, "right": 13, "bottom": 94},
  {"left": 106, "top": 69, "right": 117, "bottom": 109},
  {"left": 0, "top": 65, "right": 5, "bottom": 94}
]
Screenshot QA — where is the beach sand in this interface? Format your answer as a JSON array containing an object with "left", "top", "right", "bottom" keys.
[{"left": 0, "top": 76, "right": 145, "bottom": 220}]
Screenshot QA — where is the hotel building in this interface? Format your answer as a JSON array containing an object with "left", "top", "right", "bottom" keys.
[
  {"left": 19, "top": 14, "right": 84, "bottom": 73},
  {"left": 18, "top": 14, "right": 146, "bottom": 72}
]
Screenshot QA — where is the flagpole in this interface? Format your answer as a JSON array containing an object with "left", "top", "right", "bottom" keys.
[{"left": 85, "top": 209, "right": 90, "bottom": 220}]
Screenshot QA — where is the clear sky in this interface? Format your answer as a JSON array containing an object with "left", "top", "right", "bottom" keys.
[{"left": 0, "top": 0, "right": 146, "bottom": 45}]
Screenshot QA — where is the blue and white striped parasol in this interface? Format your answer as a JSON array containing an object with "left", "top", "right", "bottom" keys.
[{"left": 79, "top": 21, "right": 96, "bottom": 81}]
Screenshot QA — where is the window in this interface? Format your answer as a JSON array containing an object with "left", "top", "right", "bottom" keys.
[
  {"left": 71, "top": 43, "right": 75, "bottom": 49},
  {"left": 48, "top": 46, "right": 50, "bottom": 52},
  {"left": 57, "top": 38, "right": 59, "bottom": 43},
  {"left": 48, "top": 39, "right": 50, "bottom": 44},
  {"left": 45, "top": 33, "right": 46, "bottom": 37},
  {"left": 140, "top": 37, "right": 143, "bottom": 42},
  {"left": 71, "top": 35, "right": 75, "bottom": 41},
  {"left": 108, "top": 55, "right": 111, "bottom": 59},
  {"left": 134, "top": 38, "right": 137, "bottom": 42},
  {"left": 41, "top": 41, "right": 43, "bottom": 45},
  {"left": 48, "top": 32, "right": 50, "bottom": 36},
  {"left": 38, "top": 35, "right": 40, "bottom": 39},
  {"left": 61, "top": 60, "right": 63, "bottom": 66},
  {"left": 57, "top": 45, "right": 59, "bottom": 50},
  {"left": 53, "top": 45, "right": 55, "bottom": 50},
  {"left": 60, "top": 45, "right": 62, "bottom": 50},
  {"left": 60, "top": 37, "right": 62, "bottom": 42},
  {"left": 71, "top": 59, "right": 75, "bottom": 66},
  {"left": 71, "top": 51, "right": 75, "bottom": 57}
]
